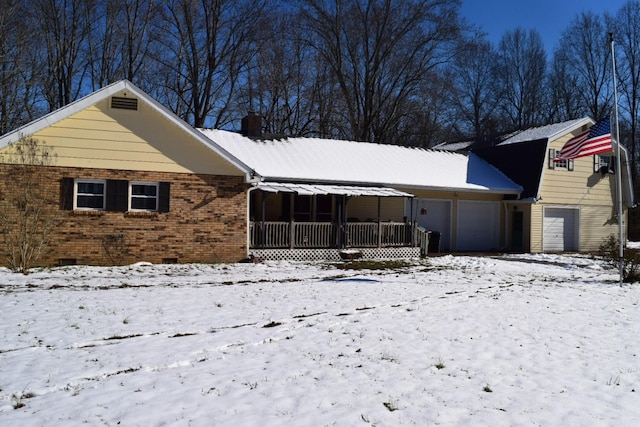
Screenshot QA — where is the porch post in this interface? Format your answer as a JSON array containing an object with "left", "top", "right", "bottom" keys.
[
  {"left": 410, "top": 196, "right": 415, "bottom": 246},
  {"left": 261, "top": 191, "right": 267, "bottom": 248},
  {"left": 289, "top": 193, "right": 295, "bottom": 249},
  {"left": 337, "top": 197, "right": 342, "bottom": 248},
  {"left": 377, "top": 197, "right": 382, "bottom": 248}
]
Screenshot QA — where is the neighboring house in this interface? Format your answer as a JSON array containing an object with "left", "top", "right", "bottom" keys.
[
  {"left": 0, "top": 80, "right": 524, "bottom": 266},
  {"left": 474, "top": 117, "right": 635, "bottom": 253}
]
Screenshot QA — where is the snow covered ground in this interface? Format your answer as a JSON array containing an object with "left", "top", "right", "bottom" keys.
[{"left": 1, "top": 253, "right": 639, "bottom": 426}]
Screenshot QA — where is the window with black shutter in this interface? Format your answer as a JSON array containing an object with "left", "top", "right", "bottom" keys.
[
  {"left": 75, "top": 179, "right": 106, "bottom": 210},
  {"left": 66, "top": 178, "right": 169, "bottom": 213}
]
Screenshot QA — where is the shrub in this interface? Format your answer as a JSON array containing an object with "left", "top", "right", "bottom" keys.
[
  {"left": 598, "top": 234, "right": 640, "bottom": 283},
  {"left": 0, "top": 136, "right": 58, "bottom": 273}
]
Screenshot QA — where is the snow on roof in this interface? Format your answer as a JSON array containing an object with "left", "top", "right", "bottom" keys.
[
  {"left": 431, "top": 140, "right": 475, "bottom": 151},
  {"left": 498, "top": 117, "right": 593, "bottom": 145},
  {"left": 199, "top": 129, "right": 522, "bottom": 194}
]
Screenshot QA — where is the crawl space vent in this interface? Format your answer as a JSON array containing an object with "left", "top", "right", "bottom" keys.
[{"left": 111, "top": 96, "right": 139, "bottom": 111}]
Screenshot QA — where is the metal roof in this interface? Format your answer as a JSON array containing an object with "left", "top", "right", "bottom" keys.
[
  {"left": 199, "top": 129, "right": 523, "bottom": 195},
  {"left": 255, "top": 182, "right": 413, "bottom": 197}
]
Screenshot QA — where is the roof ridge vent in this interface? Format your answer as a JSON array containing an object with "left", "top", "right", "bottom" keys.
[{"left": 111, "top": 96, "right": 138, "bottom": 111}]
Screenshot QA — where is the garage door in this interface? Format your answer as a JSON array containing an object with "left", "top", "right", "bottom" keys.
[
  {"left": 543, "top": 207, "right": 578, "bottom": 252},
  {"left": 410, "top": 199, "right": 451, "bottom": 251},
  {"left": 457, "top": 201, "right": 500, "bottom": 251}
]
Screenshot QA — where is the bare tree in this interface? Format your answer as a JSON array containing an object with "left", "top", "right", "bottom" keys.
[
  {"left": 494, "top": 28, "right": 548, "bottom": 130},
  {"left": 556, "top": 11, "right": 612, "bottom": 121},
  {"left": 155, "top": 0, "right": 268, "bottom": 128},
  {"left": 396, "top": 68, "right": 459, "bottom": 147},
  {"left": 547, "top": 49, "right": 586, "bottom": 123},
  {"left": 611, "top": 2, "right": 640, "bottom": 187},
  {"left": 0, "top": 137, "right": 59, "bottom": 274},
  {"left": 241, "top": 9, "right": 345, "bottom": 138},
  {"left": 0, "top": 0, "right": 41, "bottom": 133},
  {"left": 31, "top": 0, "right": 94, "bottom": 110},
  {"left": 245, "top": 13, "right": 310, "bottom": 136},
  {"left": 87, "top": 0, "right": 160, "bottom": 89},
  {"left": 298, "top": 0, "right": 461, "bottom": 144},
  {"left": 450, "top": 37, "right": 502, "bottom": 141}
]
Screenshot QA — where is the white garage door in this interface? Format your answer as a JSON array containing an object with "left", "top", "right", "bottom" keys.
[
  {"left": 543, "top": 207, "right": 578, "bottom": 252},
  {"left": 410, "top": 199, "right": 451, "bottom": 251},
  {"left": 457, "top": 201, "right": 500, "bottom": 251}
]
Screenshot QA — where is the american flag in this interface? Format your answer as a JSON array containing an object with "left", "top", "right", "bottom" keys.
[{"left": 554, "top": 118, "right": 613, "bottom": 161}]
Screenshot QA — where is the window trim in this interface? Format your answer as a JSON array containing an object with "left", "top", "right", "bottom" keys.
[
  {"left": 74, "top": 178, "right": 107, "bottom": 210},
  {"left": 548, "top": 148, "right": 573, "bottom": 171},
  {"left": 129, "top": 181, "right": 160, "bottom": 212},
  {"left": 594, "top": 154, "right": 613, "bottom": 173}
]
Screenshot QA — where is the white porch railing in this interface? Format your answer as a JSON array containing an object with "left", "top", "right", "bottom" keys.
[{"left": 250, "top": 221, "right": 414, "bottom": 249}]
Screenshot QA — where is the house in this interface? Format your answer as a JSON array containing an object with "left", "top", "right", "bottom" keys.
[
  {"left": 199, "top": 123, "right": 523, "bottom": 259},
  {"left": 0, "top": 80, "right": 256, "bottom": 265},
  {"left": 0, "top": 80, "right": 525, "bottom": 266},
  {"left": 473, "top": 117, "right": 635, "bottom": 252}
]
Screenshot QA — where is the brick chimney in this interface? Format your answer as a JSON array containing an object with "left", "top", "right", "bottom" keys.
[{"left": 241, "top": 111, "right": 262, "bottom": 138}]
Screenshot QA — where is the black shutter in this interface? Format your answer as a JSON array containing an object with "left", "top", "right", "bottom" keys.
[
  {"left": 106, "top": 180, "right": 128, "bottom": 212},
  {"left": 158, "top": 182, "right": 170, "bottom": 212},
  {"left": 60, "top": 177, "right": 74, "bottom": 210}
]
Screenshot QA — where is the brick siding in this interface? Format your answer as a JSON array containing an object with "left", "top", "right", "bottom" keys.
[{"left": 0, "top": 165, "right": 249, "bottom": 266}]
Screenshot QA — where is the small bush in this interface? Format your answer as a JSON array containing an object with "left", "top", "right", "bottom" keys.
[
  {"left": 598, "top": 235, "right": 640, "bottom": 283},
  {"left": 102, "top": 233, "right": 128, "bottom": 266}
]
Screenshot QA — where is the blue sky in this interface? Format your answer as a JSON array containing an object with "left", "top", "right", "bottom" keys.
[{"left": 460, "top": 0, "right": 629, "bottom": 53}]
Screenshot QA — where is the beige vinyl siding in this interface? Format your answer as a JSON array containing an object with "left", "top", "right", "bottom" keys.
[
  {"left": 541, "top": 132, "right": 615, "bottom": 206},
  {"left": 580, "top": 205, "right": 625, "bottom": 250},
  {"left": 530, "top": 130, "right": 625, "bottom": 252},
  {"left": 29, "top": 94, "right": 243, "bottom": 175},
  {"left": 530, "top": 204, "right": 544, "bottom": 253}
]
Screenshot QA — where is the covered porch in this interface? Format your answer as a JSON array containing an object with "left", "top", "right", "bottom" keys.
[{"left": 248, "top": 182, "right": 428, "bottom": 260}]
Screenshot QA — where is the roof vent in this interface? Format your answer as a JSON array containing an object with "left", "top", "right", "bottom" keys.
[{"left": 111, "top": 96, "right": 139, "bottom": 111}]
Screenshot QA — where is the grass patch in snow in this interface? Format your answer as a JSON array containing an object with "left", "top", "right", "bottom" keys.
[{"left": 334, "top": 259, "right": 416, "bottom": 270}]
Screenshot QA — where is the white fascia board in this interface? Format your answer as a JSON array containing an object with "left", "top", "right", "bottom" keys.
[{"left": 545, "top": 117, "right": 594, "bottom": 142}]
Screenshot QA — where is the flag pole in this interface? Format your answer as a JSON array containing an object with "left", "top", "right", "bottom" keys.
[{"left": 610, "top": 32, "right": 624, "bottom": 286}]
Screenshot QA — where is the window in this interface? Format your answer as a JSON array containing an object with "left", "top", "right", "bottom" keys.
[
  {"left": 61, "top": 178, "right": 170, "bottom": 213},
  {"left": 548, "top": 149, "right": 573, "bottom": 171},
  {"left": 75, "top": 179, "right": 106, "bottom": 210},
  {"left": 130, "top": 182, "right": 159, "bottom": 211},
  {"left": 594, "top": 154, "right": 613, "bottom": 173}
]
